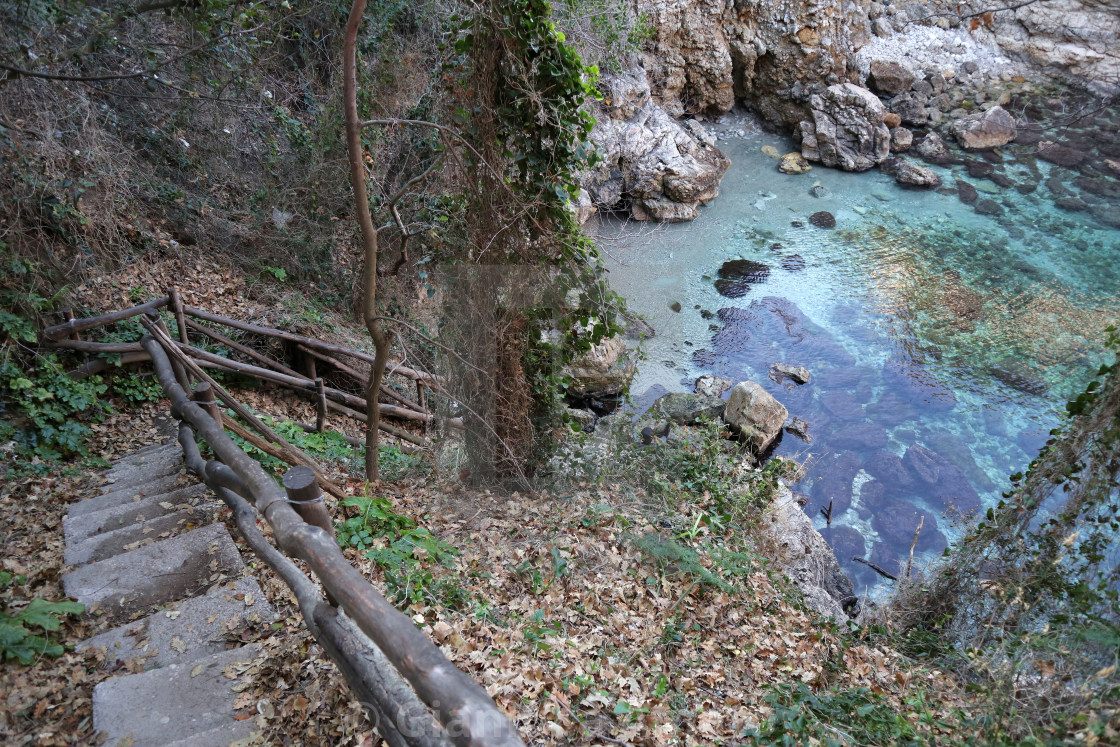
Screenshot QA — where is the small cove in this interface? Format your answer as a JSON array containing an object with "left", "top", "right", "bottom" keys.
[{"left": 596, "top": 117, "right": 1120, "bottom": 595}]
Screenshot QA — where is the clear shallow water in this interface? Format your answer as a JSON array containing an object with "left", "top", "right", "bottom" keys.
[{"left": 597, "top": 127, "right": 1119, "bottom": 595}]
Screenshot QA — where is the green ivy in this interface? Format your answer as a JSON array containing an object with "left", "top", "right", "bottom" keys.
[{"left": 0, "top": 573, "right": 84, "bottom": 665}]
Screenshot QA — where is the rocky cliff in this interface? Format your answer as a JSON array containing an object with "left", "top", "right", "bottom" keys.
[{"left": 635, "top": 0, "right": 871, "bottom": 127}]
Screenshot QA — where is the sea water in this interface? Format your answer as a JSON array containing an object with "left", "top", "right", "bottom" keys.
[{"left": 596, "top": 120, "right": 1119, "bottom": 595}]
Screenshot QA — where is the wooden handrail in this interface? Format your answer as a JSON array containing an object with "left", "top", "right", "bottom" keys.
[
  {"left": 143, "top": 335, "right": 524, "bottom": 747},
  {"left": 43, "top": 297, "right": 169, "bottom": 340}
]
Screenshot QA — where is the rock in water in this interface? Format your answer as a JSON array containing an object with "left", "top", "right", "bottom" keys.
[
  {"left": 809, "top": 211, "right": 836, "bottom": 228},
  {"left": 915, "top": 131, "right": 953, "bottom": 164},
  {"left": 957, "top": 180, "right": 979, "bottom": 204},
  {"left": 714, "top": 259, "right": 771, "bottom": 298},
  {"left": 770, "top": 363, "right": 811, "bottom": 384},
  {"left": 799, "top": 83, "right": 892, "bottom": 172},
  {"left": 890, "top": 158, "right": 942, "bottom": 188},
  {"left": 868, "top": 60, "right": 915, "bottom": 96},
  {"left": 723, "top": 381, "right": 788, "bottom": 451},
  {"left": 951, "top": 105, "right": 1017, "bottom": 150},
  {"left": 778, "top": 152, "right": 812, "bottom": 174},
  {"left": 651, "top": 392, "right": 726, "bottom": 425},
  {"left": 694, "top": 374, "right": 734, "bottom": 398},
  {"left": 1037, "top": 141, "right": 1087, "bottom": 167}
]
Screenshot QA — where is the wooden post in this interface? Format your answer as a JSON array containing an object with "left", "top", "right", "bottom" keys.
[
  {"left": 149, "top": 311, "right": 190, "bottom": 391},
  {"left": 417, "top": 381, "right": 427, "bottom": 436},
  {"left": 316, "top": 377, "right": 328, "bottom": 432},
  {"left": 169, "top": 287, "right": 189, "bottom": 346},
  {"left": 191, "top": 382, "right": 223, "bottom": 427},
  {"left": 306, "top": 352, "right": 317, "bottom": 381},
  {"left": 64, "top": 309, "right": 80, "bottom": 341},
  {"left": 282, "top": 466, "right": 336, "bottom": 542}
]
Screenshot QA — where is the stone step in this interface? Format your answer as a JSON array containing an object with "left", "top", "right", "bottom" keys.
[
  {"left": 102, "top": 455, "right": 184, "bottom": 493},
  {"left": 63, "top": 523, "right": 245, "bottom": 622},
  {"left": 163, "top": 720, "right": 261, "bottom": 747},
  {"left": 92, "top": 644, "right": 260, "bottom": 747},
  {"left": 70, "top": 472, "right": 194, "bottom": 519},
  {"left": 110, "top": 441, "right": 178, "bottom": 464},
  {"left": 78, "top": 577, "right": 275, "bottom": 669},
  {"left": 65, "top": 503, "right": 222, "bottom": 566},
  {"left": 65, "top": 483, "right": 212, "bottom": 545}
]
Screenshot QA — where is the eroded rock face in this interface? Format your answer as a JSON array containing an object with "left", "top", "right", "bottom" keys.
[
  {"left": 635, "top": 0, "right": 869, "bottom": 128},
  {"left": 987, "top": 0, "right": 1120, "bottom": 95},
  {"left": 762, "top": 486, "right": 855, "bottom": 620},
  {"left": 723, "top": 380, "right": 788, "bottom": 451},
  {"left": 800, "top": 83, "right": 891, "bottom": 172},
  {"left": 585, "top": 71, "right": 730, "bottom": 222},
  {"left": 951, "top": 105, "right": 1018, "bottom": 150}
]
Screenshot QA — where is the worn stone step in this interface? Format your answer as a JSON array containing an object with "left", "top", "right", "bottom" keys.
[
  {"left": 162, "top": 719, "right": 261, "bottom": 747},
  {"left": 102, "top": 454, "right": 184, "bottom": 493},
  {"left": 65, "top": 483, "right": 212, "bottom": 545},
  {"left": 110, "top": 441, "right": 178, "bottom": 464},
  {"left": 65, "top": 503, "right": 222, "bottom": 566},
  {"left": 78, "top": 577, "right": 274, "bottom": 669},
  {"left": 92, "top": 644, "right": 260, "bottom": 747},
  {"left": 70, "top": 472, "right": 194, "bottom": 519},
  {"left": 63, "top": 523, "right": 245, "bottom": 622}
]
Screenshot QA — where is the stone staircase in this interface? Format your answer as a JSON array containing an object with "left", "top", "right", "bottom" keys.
[{"left": 62, "top": 441, "right": 277, "bottom": 746}]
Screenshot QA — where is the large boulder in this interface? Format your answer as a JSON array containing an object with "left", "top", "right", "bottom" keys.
[
  {"left": 722, "top": 381, "right": 788, "bottom": 451},
  {"left": 650, "top": 392, "right": 726, "bottom": 425},
  {"left": 800, "top": 83, "right": 891, "bottom": 172},
  {"left": 951, "top": 105, "right": 1018, "bottom": 150},
  {"left": 585, "top": 71, "right": 730, "bottom": 222},
  {"left": 867, "top": 60, "right": 915, "bottom": 96},
  {"left": 562, "top": 336, "right": 636, "bottom": 397}
]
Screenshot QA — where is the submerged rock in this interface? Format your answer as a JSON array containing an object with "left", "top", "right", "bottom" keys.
[
  {"left": 714, "top": 259, "right": 771, "bottom": 298},
  {"left": 1037, "top": 140, "right": 1087, "bottom": 167},
  {"left": 800, "top": 83, "right": 892, "bottom": 172},
  {"left": 778, "top": 152, "right": 813, "bottom": 174},
  {"left": 956, "top": 180, "right": 979, "bottom": 204},
  {"left": 809, "top": 210, "right": 836, "bottom": 228},
  {"left": 811, "top": 452, "right": 861, "bottom": 516},
  {"left": 951, "top": 105, "right": 1017, "bottom": 150},
  {"left": 871, "top": 498, "right": 946, "bottom": 553},
  {"left": 723, "top": 381, "right": 788, "bottom": 451}
]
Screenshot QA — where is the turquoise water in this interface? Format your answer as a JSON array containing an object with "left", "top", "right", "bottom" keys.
[{"left": 597, "top": 122, "right": 1119, "bottom": 594}]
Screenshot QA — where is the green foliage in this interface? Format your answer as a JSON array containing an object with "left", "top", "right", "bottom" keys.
[
  {"left": 554, "top": 0, "right": 654, "bottom": 73},
  {"left": 746, "top": 684, "right": 951, "bottom": 746},
  {"left": 110, "top": 371, "right": 164, "bottom": 404},
  {"left": 630, "top": 533, "right": 730, "bottom": 592},
  {"left": 0, "top": 574, "right": 84, "bottom": 665},
  {"left": 0, "top": 346, "right": 110, "bottom": 471},
  {"left": 337, "top": 493, "right": 457, "bottom": 608}
]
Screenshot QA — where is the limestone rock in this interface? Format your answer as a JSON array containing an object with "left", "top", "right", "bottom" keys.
[
  {"left": 886, "top": 158, "right": 942, "bottom": 188},
  {"left": 585, "top": 70, "right": 730, "bottom": 222},
  {"left": 868, "top": 60, "right": 914, "bottom": 96},
  {"left": 951, "top": 105, "right": 1017, "bottom": 150},
  {"left": 635, "top": 0, "right": 873, "bottom": 129},
  {"left": 761, "top": 487, "right": 854, "bottom": 620},
  {"left": 651, "top": 392, "right": 726, "bottom": 425},
  {"left": 889, "top": 126, "right": 913, "bottom": 152},
  {"left": 723, "top": 381, "right": 788, "bottom": 451},
  {"left": 563, "top": 336, "right": 636, "bottom": 397},
  {"left": 915, "top": 131, "right": 953, "bottom": 164},
  {"left": 778, "top": 152, "right": 812, "bottom": 174},
  {"left": 694, "top": 374, "right": 734, "bottom": 398},
  {"left": 800, "top": 83, "right": 891, "bottom": 172},
  {"left": 769, "top": 363, "right": 811, "bottom": 384}
]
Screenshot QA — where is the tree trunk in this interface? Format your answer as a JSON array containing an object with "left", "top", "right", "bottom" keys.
[{"left": 343, "top": 0, "right": 392, "bottom": 482}]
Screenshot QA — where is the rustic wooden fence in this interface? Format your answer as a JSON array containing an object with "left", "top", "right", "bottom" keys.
[{"left": 44, "top": 296, "right": 523, "bottom": 747}]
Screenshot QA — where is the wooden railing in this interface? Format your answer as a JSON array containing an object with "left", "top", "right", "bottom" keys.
[{"left": 45, "top": 300, "right": 523, "bottom": 747}]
